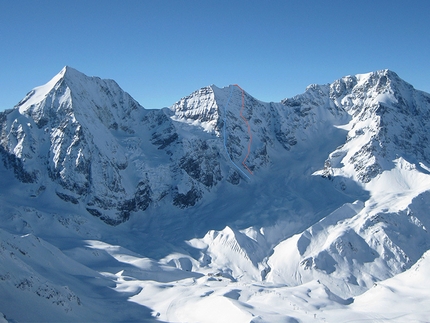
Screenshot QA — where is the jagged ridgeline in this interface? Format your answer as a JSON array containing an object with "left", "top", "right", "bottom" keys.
[{"left": 1, "top": 67, "right": 430, "bottom": 225}]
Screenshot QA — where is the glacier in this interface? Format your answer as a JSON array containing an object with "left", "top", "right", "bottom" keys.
[{"left": 1, "top": 67, "right": 430, "bottom": 322}]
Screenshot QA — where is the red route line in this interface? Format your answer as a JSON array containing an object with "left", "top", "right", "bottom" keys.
[{"left": 234, "top": 84, "right": 253, "bottom": 176}]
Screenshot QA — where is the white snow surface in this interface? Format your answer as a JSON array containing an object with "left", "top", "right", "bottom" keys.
[{"left": 1, "top": 68, "right": 430, "bottom": 322}]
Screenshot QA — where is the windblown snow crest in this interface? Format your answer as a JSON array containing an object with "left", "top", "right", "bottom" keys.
[{"left": 2, "top": 68, "right": 430, "bottom": 322}]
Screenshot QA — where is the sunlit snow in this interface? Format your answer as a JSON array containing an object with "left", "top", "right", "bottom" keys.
[{"left": 1, "top": 68, "right": 430, "bottom": 322}]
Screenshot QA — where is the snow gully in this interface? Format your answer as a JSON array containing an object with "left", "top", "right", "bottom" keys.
[{"left": 222, "top": 84, "right": 253, "bottom": 179}]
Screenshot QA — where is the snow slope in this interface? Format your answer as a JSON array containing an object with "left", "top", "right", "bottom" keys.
[{"left": 1, "top": 68, "right": 430, "bottom": 322}]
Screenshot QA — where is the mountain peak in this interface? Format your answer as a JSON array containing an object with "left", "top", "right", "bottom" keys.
[
  {"left": 169, "top": 85, "right": 220, "bottom": 133},
  {"left": 59, "top": 65, "right": 86, "bottom": 80},
  {"left": 378, "top": 68, "right": 399, "bottom": 77},
  {"left": 353, "top": 69, "right": 405, "bottom": 91},
  {"left": 15, "top": 66, "right": 142, "bottom": 125},
  {"left": 16, "top": 66, "right": 105, "bottom": 115}
]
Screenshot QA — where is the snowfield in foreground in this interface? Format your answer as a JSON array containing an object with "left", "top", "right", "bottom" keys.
[{"left": 1, "top": 67, "right": 430, "bottom": 322}]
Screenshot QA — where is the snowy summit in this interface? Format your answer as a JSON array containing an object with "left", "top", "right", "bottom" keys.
[{"left": 1, "top": 67, "right": 430, "bottom": 322}]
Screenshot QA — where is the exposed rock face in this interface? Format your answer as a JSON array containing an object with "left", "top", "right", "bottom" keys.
[{"left": 321, "top": 70, "right": 430, "bottom": 183}]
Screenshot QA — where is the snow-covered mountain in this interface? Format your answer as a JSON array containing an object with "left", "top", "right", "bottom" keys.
[{"left": 1, "top": 67, "right": 430, "bottom": 322}]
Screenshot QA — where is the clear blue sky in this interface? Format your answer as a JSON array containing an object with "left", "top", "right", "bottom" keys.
[{"left": 1, "top": 0, "right": 430, "bottom": 110}]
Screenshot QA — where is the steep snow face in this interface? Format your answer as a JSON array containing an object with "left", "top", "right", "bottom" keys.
[{"left": 17, "top": 66, "right": 69, "bottom": 116}]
